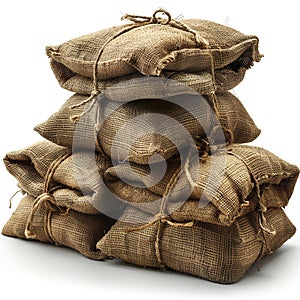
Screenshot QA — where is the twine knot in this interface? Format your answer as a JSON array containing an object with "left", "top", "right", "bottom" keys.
[
  {"left": 25, "top": 153, "right": 71, "bottom": 244},
  {"left": 228, "top": 150, "right": 277, "bottom": 254},
  {"left": 121, "top": 9, "right": 209, "bottom": 49},
  {"left": 25, "top": 193, "right": 57, "bottom": 240},
  {"left": 125, "top": 148, "right": 196, "bottom": 268},
  {"left": 122, "top": 9, "right": 172, "bottom": 25},
  {"left": 151, "top": 9, "right": 172, "bottom": 25}
]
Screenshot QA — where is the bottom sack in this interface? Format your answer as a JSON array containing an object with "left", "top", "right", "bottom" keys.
[
  {"left": 2, "top": 194, "right": 115, "bottom": 260},
  {"left": 97, "top": 207, "right": 295, "bottom": 284}
]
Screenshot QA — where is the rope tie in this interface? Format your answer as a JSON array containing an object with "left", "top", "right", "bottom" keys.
[
  {"left": 8, "top": 189, "right": 24, "bottom": 209},
  {"left": 121, "top": 10, "right": 172, "bottom": 25},
  {"left": 126, "top": 147, "right": 195, "bottom": 268},
  {"left": 43, "top": 152, "right": 71, "bottom": 192},
  {"left": 69, "top": 9, "right": 210, "bottom": 123},
  {"left": 206, "top": 92, "right": 234, "bottom": 146},
  {"left": 127, "top": 213, "right": 194, "bottom": 234},
  {"left": 70, "top": 90, "right": 101, "bottom": 122},
  {"left": 122, "top": 9, "right": 209, "bottom": 48},
  {"left": 24, "top": 152, "right": 71, "bottom": 244},
  {"left": 228, "top": 151, "right": 277, "bottom": 253},
  {"left": 25, "top": 193, "right": 58, "bottom": 245},
  {"left": 70, "top": 93, "right": 107, "bottom": 156}
]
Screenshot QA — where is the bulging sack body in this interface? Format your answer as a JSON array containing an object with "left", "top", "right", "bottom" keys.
[
  {"left": 105, "top": 144, "right": 299, "bottom": 226},
  {"left": 2, "top": 195, "right": 115, "bottom": 260},
  {"left": 46, "top": 14, "right": 261, "bottom": 86},
  {"left": 97, "top": 206, "right": 296, "bottom": 284},
  {"left": 3, "top": 141, "right": 119, "bottom": 215},
  {"left": 35, "top": 92, "right": 261, "bottom": 165},
  {"left": 50, "top": 67, "right": 246, "bottom": 98}
]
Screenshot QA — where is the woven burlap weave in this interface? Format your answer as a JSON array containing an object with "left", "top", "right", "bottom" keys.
[
  {"left": 46, "top": 12, "right": 261, "bottom": 82},
  {"left": 50, "top": 67, "right": 246, "bottom": 98},
  {"left": 105, "top": 144, "right": 299, "bottom": 225},
  {"left": 97, "top": 206, "right": 295, "bottom": 283},
  {"left": 2, "top": 194, "right": 115, "bottom": 260},
  {"left": 3, "top": 141, "right": 113, "bottom": 214},
  {"left": 35, "top": 92, "right": 260, "bottom": 164}
]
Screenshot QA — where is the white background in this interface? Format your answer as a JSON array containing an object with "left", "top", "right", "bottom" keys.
[{"left": 0, "top": 0, "right": 299, "bottom": 299}]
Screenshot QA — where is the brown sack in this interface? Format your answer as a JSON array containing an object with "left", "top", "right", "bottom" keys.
[
  {"left": 105, "top": 145, "right": 299, "bottom": 225},
  {"left": 34, "top": 92, "right": 261, "bottom": 164},
  {"left": 46, "top": 11, "right": 261, "bottom": 82},
  {"left": 2, "top": 194, "right": 115, "bottom": 260},
  {"left": 51, "top": 67, "right": 246, "bottom": 98},
  {"left": 3, "top": 141, "right": 115, "bottom": 215},
  {"left": 97, "top": 206, "right": 296, "bottom": 283}
]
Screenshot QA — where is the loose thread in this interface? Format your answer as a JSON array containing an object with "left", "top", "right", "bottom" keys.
[{"left": 8, "top": 190, "right": 23, "bottom": 209}]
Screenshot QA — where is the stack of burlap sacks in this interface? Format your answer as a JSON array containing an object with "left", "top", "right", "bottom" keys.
[{"left": 3, "top": 10, "right": 299, "bottom": 283}]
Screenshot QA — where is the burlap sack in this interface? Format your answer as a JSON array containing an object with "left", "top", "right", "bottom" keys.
[
  {"left": 2, "top": 194, "right": 115, "bottom": 260},
  {"left": 105, "top": 144, "right": 299, "bottom": 225},
  {"left": 97, "top": 206, "right": 295, "bottom": 283},
  {"left": 46, "top": 11, "right": 261, "bottom": 82},
  {"left": 98, "top": 68, "right": 248, "bottom": 102},
  {"left": 35, "top": 92, "right": 261, "bottom": 165},
  {"left": 3, "top": 141, "right": 118, "bottom": 215},
  {"left": 50, "top": 67, "right": 246, "bottom": 98}
]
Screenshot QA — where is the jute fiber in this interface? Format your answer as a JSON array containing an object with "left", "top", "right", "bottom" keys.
[
  {"left": 35, "top": 92, "right": 260, "bottom": 165},
  {"left": 2, "top": 194, "right": 115, "bottom": 260},
  {"left": 97, "top": 206, "right": 295, "bottom": 283},
  {"left": 46, "top": 10, "right": 261, "bottom": 82},
  {"left": 50, "top": 67, "right": 246, "bottom": 98},
  {"left": 3, "top": 141, "right": 113, "bottom": 214},
  {"left": 104, "top": 144, "right": 299, "bottom": 225}
]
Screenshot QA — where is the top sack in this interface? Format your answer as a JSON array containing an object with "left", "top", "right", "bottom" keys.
[{"left": 46, "top": 10, "right": 262, "bottom": 82}]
